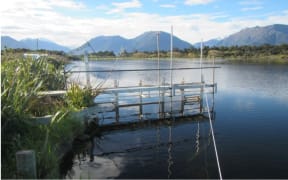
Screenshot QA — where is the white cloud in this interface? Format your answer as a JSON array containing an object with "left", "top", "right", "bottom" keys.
[
  {"left": 184, "top": 0, "right": 215, "bottom": 6},
  {"left": 48, "top": 0, "right": 86, "bottom": 9},
  {"left": 239, "top": 0, "right": 263, "bottom": 12},
  {"left": 0, "top": 0, "right": 86, "bottom": 12},
  {"left": 241, "top": 6, "right": 263, "bottom": 12},
  {"left": 160, "top": 4, "right": 176, "bottom": 8},
  {"left": 239, "top": 0, "right": 262, "bottom": 5},
  {"left": 2, "top": 0, "right": 288, "bottom": 48},
  {"left": 107, "top": 0, "right": 142, "bottom": 14}
]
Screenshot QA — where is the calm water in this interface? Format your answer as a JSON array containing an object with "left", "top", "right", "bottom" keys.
[{"left": 67, "top": 59, "right": 288, "bottom": 179}]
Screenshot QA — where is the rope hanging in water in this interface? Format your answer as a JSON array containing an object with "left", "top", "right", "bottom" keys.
[{"left": 204, "top": 92, "right": 223, "bottom": 180}]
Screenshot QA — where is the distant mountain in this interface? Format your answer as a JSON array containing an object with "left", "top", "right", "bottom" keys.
[
  {"left": 1, "top": 36, "right": 70, "bottom": 52},
  {"left": 195, "top": 24, "right": 288, "bottom": 47},
  {"left": 193, "top": 38, "right": 221, "bottom": 48},
  {"left": 75, "top": 35, "right": 129, "bottom": 55},
  {"left": 1, "top": 36, "right": 24, "bottom": 49},
  {"left": 20, "top": 38, "right": 70, "bottom": 52},
  {"left": 218, "top": 24, "right": 288, "bottom": 46},
  {"left": 72, "top": 31, "right": 192, "bottom": 55}
]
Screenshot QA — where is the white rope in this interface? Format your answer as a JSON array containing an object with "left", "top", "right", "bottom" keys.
[{"left": 204, "top": 92, "right": 223, "bottom": 180}]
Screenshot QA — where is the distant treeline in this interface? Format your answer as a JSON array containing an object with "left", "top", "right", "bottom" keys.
[
  {"left": 1, "top": 48, "right": 74, "bottom": 63},
  {"left": 2, "top": 44, "right": 288, "bottom": 61},
  {"left": 1, "top": 48, "right": 66, "bottom": 55},
  {"left": 119, "top": 44, "right": 288, "bottom": 60}
]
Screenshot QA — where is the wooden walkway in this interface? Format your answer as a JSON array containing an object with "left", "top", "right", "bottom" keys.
[
  {"left": 38, "top": 62, "right": 218, "bottom": 128},
  {"left": 93, "top": 80, "right": 216, "bottom": 126}
]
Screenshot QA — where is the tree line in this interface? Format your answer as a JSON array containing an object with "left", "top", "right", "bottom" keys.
[
  {"left": 2, "top": 44, "right": 288, "bottom": 60},
  {"left": 119, "top": 44, "right": 288, "bottom": 59}
]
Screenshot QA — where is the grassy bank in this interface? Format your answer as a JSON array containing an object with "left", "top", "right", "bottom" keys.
[{"left": 1, "top": 55, "right": 94, "bottom": 178}]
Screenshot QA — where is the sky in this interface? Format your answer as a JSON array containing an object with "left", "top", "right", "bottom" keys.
[{"left": 1, "top": 0, "right": 288, "bottom": 48}]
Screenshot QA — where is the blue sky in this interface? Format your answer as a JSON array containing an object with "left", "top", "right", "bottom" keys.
[{"left": 1, "top": 0, "right": 288, "bottom": 47}]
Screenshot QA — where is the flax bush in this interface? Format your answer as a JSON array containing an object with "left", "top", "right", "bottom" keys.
[
  {"left": 65, "top": 83, "right": 94, "bottom": 110},
  {"left": 1, "top": 57, "right": 84, "bottom": 178}
]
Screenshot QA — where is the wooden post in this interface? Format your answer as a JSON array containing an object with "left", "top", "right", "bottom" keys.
[
  {"left": 139, "top": 80, "right": 143, "bottom": 120},
  {"left": 16, "top": 150, "right": 37, "bottom": 179},
  {"left": 114, "top": 80, "right": 119, "bottom": 123}
]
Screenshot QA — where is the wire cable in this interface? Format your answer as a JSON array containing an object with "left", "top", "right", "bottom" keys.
[{"left": 204, "top": 92, "right": 223, "bottom": 180}]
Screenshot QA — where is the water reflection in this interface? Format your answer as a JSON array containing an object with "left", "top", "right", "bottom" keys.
[
  {"left": 65, "top": 60, "right": 288, "bottom": 179},
  {"left": 167, "top": 125, "right": 173, "bottom": 179}
]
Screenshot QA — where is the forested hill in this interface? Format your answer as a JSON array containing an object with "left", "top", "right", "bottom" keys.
[{"left": 194, "top": 24, "right": 288, "bottom": 47}]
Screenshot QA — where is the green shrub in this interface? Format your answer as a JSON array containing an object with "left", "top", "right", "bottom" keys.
[{"left": 65, "top": 83, "right": 94, "bottom": 110}]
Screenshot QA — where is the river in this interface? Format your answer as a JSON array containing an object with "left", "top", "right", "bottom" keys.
[{"left": 65, "top": 59, "right": 288, "bottom": 179}]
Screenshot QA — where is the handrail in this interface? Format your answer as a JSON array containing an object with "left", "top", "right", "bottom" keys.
[{"left": 65, "top": 66, "right": 220, "bottom": 73}]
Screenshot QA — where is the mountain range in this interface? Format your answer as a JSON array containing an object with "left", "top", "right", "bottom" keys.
[
  {"left": 194, "top": 24, "right": 288, "bottom": 47},
  {"left": 1, "top": 24, "right": 288, "bottom": 53},
  {"left": 1, "top": 36, "right": 70, "bottom": 52},
  {"left": 72, "top": 31, "right": 192, "bottom": 55}
]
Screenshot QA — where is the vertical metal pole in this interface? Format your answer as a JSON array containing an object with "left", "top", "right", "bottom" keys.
[
  {"left": 213, "top": 56, "right": 215, "bottom": 88},
  {"left": 200, "top": 39, "right": 203, "bottom": 83},
  {"left": 170, "top": 26, "right": 173, "bottom": 90},
  {"left": 200, "top": 40, "right": 204, "bottom": 114},
  {"left": 170, "top": 26, "right": 173, "bottom": 115},
  {"left": 157, "top": 32, "right": 160, "bottom": 88},
  {"left": 114, "top": 80, "right": 119, "bottom": 123},
  {"left": 157, "top": 32, "right": 161, "bottom": 119}
]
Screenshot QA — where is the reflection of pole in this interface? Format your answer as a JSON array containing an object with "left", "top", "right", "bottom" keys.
[
  {"left": 139, "top": 80, "right": 143, "bottom": 120},
  {"left": 180, "top": 78, "right": 184, "bottom": 116},
  {"left": 212, "top": 56, "right": 215, "bottom": 118},
  {"left": 156, "top": 126, "right": 160, "bottom": 160},
  {"left": 160, "top": 78, "right": 165, "bottom": 119},
  {"left": 195, "top": 122, "right": 200, "bottom": 154},
  {"left": 114, "top": 80, "right": 119, "bottom": 123},
  {"left": 168, "top": 126, "right": 173, "bottom": 179}
]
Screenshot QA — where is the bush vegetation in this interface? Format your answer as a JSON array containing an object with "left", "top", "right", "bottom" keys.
[{"left": 1, "top": 55, "right": 94, "bottom": 178}]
